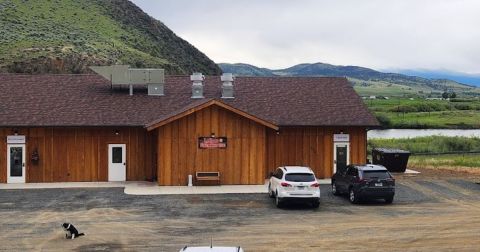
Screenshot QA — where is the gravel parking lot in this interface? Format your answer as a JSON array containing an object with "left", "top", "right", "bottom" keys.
[{"left": 0, "top": 168, "right": 479, "bottom": 251}]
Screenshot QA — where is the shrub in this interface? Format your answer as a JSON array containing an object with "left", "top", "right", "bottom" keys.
[
  {"left": 454, "top": 104, "right": 473, "bottom": 110},
  {"left": 375, "top": 114, "right": 392, "bottom": 128},
  {"left": 390, "top": 105, "right": 417, "bottom": 113}
]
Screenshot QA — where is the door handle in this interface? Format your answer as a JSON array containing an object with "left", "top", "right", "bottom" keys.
[
  {"left": 22, "top": 163, "right": 25, "bottom": 167},
  {"left": 123, "top": 163, "right": 126, "bottom": 166}
]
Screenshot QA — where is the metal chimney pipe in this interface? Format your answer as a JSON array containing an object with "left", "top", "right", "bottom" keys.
[
  {"left": 221, "top": 73, "right": 234, "bottom": 98},
  {"left": 190, "top": 73, "right": 205, "bottom": 98}
]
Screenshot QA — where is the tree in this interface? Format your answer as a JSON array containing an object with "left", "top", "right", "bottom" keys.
[
  {"left": 442, "top": 92, "right": 449, "bottom": 99},
  {"left": 450, "top": 92, "right": 457, "bottom": 99}
]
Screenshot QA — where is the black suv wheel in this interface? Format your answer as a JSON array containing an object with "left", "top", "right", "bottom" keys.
[
  {"left": 349, "top": 188, "right": 359, "bottom": 204},
  {"left": 385, "top": 196, "right": 394, "bottom": 204},
  {"left": 331, "top": 181, "right": 339, "bottom": 196}
]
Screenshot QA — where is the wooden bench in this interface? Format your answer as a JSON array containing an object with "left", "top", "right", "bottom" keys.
[{"left": 195, "top": 171, "right": 220, "bottom": 185}]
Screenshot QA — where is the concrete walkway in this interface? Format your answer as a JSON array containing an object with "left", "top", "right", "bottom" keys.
[
  {"left": 0, "top": 179, "right": 332, "bottom": 195},
  {"left": 0, "top": 181, "right": 125, "bottom": 190},
  {"left": 124, "top": 181, "right": 268, "bottom": 195},
  {"left": 404, "top": 169, "right": 421, "bottom": 174}
]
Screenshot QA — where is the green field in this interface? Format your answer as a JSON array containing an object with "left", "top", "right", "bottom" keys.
[
  {"left": 408, "top": 154, "right": 480, "bottom": 168},
  {"left": 368, "top": 136, "right": 480, "bottom": 168},
  {"left": 365, "top": 98, "right": 480, "bottom": 128},
  {"left": 368, "top": 136, "right": 480, "bottom": 154},
  {"left": 351, "top": 77, "right": 480, "bottom": 98}
]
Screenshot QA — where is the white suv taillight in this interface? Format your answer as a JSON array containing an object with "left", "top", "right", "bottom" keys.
[
  {"left": 310, "top": 183, "right": 320, "bottom": 187},
  {"left": 281, "top": 182, "right": 292, "bottom": 187}
]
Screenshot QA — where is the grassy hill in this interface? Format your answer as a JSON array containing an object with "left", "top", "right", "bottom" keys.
[
  {"left": 219, "top": 63, "right": 480, "bottom": 97},
  {"left": 0, "top": 0, "right": 221, "bottom": 75}
]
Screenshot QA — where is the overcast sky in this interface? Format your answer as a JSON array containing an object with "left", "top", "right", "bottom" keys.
[{"left": 131, "top": 0, "right": 480, "bottom": 74}]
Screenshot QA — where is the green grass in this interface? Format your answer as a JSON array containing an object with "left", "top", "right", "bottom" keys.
[
  {"left": 365, "top": 98, "right": 480, "bottom": 128},
  {"left": 0, "top": 0, "right": 220, "bottom": 74},
  {"left": 368, "top": 136, "right": 480, "bottom": 154},
  {"left": 409, "top": 154, "right": 480, "bottom": 168},
  {"left": 351, "top": 77, "right": 480, "bottom": 98},
  {"left": 368, "top": 136, "right": 480, "bottom": 168}
]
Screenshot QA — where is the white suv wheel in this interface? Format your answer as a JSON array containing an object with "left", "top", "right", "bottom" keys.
[
  {"left": 268, "top": 183, "right": 275, "bottom": 198},
  {"left": 275, "top": 193, "right": 282, "bottom": 207}
]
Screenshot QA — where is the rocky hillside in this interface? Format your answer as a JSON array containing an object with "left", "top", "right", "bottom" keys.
[{"left": 0, "top": 0, "right": 221, "bottom": 75}]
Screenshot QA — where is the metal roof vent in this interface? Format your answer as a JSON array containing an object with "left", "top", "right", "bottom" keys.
[
  {"left": 191, "top": 72, "right": 205, "bottom": 99},
  {"left": 221, "top": 73, "right": 234, "bottom": 99}
]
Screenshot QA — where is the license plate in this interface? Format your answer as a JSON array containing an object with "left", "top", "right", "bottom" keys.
[
  {"left": 375, "top": 183, "right": 383, "bottom": 187},
  {"left": 297, "top": 186, "right": 305, "bottom": 190}
]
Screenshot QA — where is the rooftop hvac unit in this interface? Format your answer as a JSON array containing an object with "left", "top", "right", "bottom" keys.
[
  {"left": 89, "top": 66, "right": 165, "bottom": 96},
  {"left": 129, "top": 69, "right": 149, "bottom": 84},
  {"left": 148, "top": 84, "right": 164, "bottom": 96}
]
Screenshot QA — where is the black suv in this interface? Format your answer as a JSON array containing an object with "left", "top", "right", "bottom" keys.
[{"left": 331, "top": 164, "right": 395, "bottom": 204}]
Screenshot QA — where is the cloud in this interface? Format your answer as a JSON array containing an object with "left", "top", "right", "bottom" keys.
[{"left": 131, "top": 0, "right": 480, "bottom": 74}]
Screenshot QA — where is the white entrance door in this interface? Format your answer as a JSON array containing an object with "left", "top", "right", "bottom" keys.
[
  {"left": 7, "top": 144, "right": 26, "bottom": 183},
  {"left": 108, "top": 144, "right": 126, "bottom": 182},
  {"left": 333, "top": 142, "right": 349, "bottom": 174}
]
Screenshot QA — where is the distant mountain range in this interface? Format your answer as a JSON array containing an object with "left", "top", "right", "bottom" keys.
[
  {"left": 393, "top": 70, "right": 480, "bottom": 87},
  {"left": 219, "top": 63, "right": 480, "bottom": 97}
]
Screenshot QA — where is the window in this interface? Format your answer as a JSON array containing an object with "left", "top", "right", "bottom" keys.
[
  {"left": 275, "top": 169, "right": 284, "bottom": 179},
  {"left": 112, "top": 147, "right": 123, "bottom": 164},
  {"left": 285, "top": 173, "right": 316, "bottom": 182},
  {"left": 347, "top": 167, "right": 357, "bottom": 177},
  {"left": 362, "top": 171, "right": 391, "bottom": 179}
]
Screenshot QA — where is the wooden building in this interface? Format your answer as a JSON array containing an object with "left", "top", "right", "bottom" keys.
[{"left": 0, "top": 69, "right": 378, "bottom": 185}]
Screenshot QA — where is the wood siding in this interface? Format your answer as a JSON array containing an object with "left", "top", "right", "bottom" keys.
[
  {"left": 1, "top": 125, "right": 367, "bottom": 184},
  {"left": 0, "top": 127, "right": 155, "bottom": 183},
  {"left": 266, "top": 127, "right": 367, "bottom": 178},
  {"left": 157, "top": 105, "right": 266, "bottom": 186}
]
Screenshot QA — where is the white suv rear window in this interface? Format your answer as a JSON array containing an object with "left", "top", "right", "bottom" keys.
[{"left": 285, "top": 173, "right": 316, "bottom": 182}]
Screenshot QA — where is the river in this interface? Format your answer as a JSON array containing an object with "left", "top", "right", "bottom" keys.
[{"left": 368, "top": 129, "right": 480, "bottom": 139}]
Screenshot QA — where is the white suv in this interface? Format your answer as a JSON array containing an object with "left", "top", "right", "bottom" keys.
[{"left": 268, "top": 166, "right": 320, "bottom": 208}]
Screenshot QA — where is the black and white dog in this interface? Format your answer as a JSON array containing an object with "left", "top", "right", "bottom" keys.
[{"left": 61, "top": 223, "right": 85, "bottom": 239}]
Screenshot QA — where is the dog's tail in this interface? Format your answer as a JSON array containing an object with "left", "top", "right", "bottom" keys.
[{"left": 78, "top": 233, "right": 85, "bottom": 237}]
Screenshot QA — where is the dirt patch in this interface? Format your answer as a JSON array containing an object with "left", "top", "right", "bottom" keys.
[
  {"left": 1, "top": 173, "right": 480, "bottom": 251},
  {"left": 410, "top": 166, "right": 480, "bottom": 177}
]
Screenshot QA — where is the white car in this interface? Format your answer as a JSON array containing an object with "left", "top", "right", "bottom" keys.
[{"left": 268, "top": 166, "right": 321, "bottom": 208}]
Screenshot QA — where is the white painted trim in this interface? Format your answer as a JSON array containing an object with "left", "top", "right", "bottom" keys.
[
  {"left": 7, "top": 144, "right": 26, "bottom": 183},
  {"left": 333, "top": 142, "right": 350, "bottom": 174},
  {"left": 108, "top": 144, "right": 126, "bottom": 182}
]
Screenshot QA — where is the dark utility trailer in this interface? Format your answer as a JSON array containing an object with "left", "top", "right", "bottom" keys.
[{"left": 372, "top": 148, "right": 410, "bottom": 172}]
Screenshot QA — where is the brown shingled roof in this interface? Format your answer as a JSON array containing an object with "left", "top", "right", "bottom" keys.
[{"left": 0, "top": 74, "right": 379, "bottom": 128}]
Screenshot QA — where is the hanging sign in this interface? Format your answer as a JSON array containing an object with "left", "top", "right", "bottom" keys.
[
  {"left": 198, "top": 137, "right": 227, "bottom": 149},
  {"left": 333, "top": 134, "right": 349, "bottom": 142},
  {"left": 7, "top": 135, "right": 26, "bottom": 144}
]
